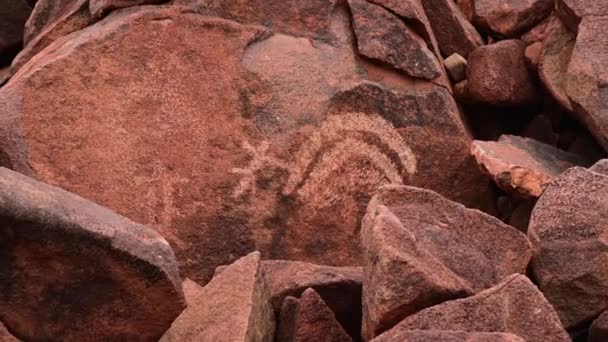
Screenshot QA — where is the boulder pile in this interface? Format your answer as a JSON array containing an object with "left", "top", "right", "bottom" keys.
[{"left": 0, "top": 0, "right": 606, "bottom": 341}]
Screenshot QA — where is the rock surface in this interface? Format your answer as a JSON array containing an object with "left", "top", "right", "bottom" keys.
[
  {"left": 381, "top": 274, "right": 570, "bottom": 342},
  {"left": 420, "top": 0, "right": 484, "bottom": 58},
  {"left": 0, "top": 167, "right": 185, "bottom": 341},
  {"left": 276, "top": 288, "right": 352, "bottom": 342},
  {"left": 465, "top": 39, "right": 539, "bottom": 105},
  {"left": 529, "top": 167, "right": 608, "bottom": 328},
  {"left": 471, "top": 135, "right": 587, "bottom": 198},
  {"left": 444, "top": 53, "right": 467, "bottom": 83},
  {"left": 0, "top": 0, "right": 32, "bottom": 63},
  {"left": 0, "top": 5, "right": 492, "bottom": 283},
  {"left": 361, "top": 185, "right": 531, "bottom": 339},
  {"left": 589, "top": 310, "right": 608, "bottom": 342},
  {"left": 348, "top": 0, "right": 441, "bottom": 80},
  {"left": 161, "top": 252, "right": 275, "bottom": 341},
  {"left": 473, "top": 0, "right": 554, "bottom": 37},
  {"left": 372, "top": 330, "right": 526, "bottom": 342},
  {"left": 0, "top": 323, "right": 18, "bottom": 342},
  {"left": 89, "top": 0, "right": 165, "bottom": 18},
  {"left": 590, "top": 159, "right": 608, "bottom": 175}
]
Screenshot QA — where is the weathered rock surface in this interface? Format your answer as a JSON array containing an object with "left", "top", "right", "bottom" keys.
[
  {"left": 444, "top": 53, "right": 467, "bottom": 83},
  {"left": 529, "top": 167, "right": 608, "bottom": 328},
  {"left": 89, "top": 0, "right": 165, "bottom": 18},
  {"left": 372, "top": 330, "right": 526, "bottom": 342},
  {"left": 590, "top": 310, "right": 608, "bottom": 342},
  {"left": 161, "top": 252, "right": 275, "bottom": 341},
  {"left": 565, "top": 15, "right": 608, "bottom": 151},
  {"left": 276, "top": 288, "right": 352, "bottom": 342},
  {"left": 0, "top": 167, "right": 185, "bottom": 341},
  {"left": 381, "top": 274, "right": 570, "bottom": 342},
  {"left": 472, "top": 0, "right": 554, "bottom": 37},
  {"left": 590, "top": 159, "right": 608, "bottom": 176},
  {"left": 471, "top": 135, "right": 587, "bottom": 198},
  {"left": 0, "top": 0, "right": 32, "bottom": 63},
  {"left": 0, "top": 323, "right": 18, "bottom": 342},
  {"left": 361, "top": 185, "right": 531, "bottom": 339},
  {"left": 0, "top": 4, "right": 493, "bottom": 283},
  {"left": 556, "top": 0, "right": 608, "bottom": 32},
  {"left": 465, "top": 39, "right": 539, "bottom": 105},
  {"left": 538, "top": 18, "right": 575, "bottom": 111},
  {"left": 348, "top": 0, "right": 441, "bottom": 80},
  {"left": 420, "top": 0, "right": 484, "bottom": 58}
]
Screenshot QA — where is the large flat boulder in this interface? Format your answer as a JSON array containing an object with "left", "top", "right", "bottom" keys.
[
  {"left": 529, "top": 167, "right": 608, "bottom": 328},
  {"left": 0, "top": 167, "right": 185, "bottom": 341},
  {"left": 379, "top": 274, "right": 570, "bottom": 342},
  {"left": 161, "top": 252, "right": 275, "bottom": 341},
  {"left": 0, "top": 5, "right": 491, "bottom": 284},
  {"left": 471, "top": 135, "right": 587, "bottom": 198},
  {"left": 473, "top": 0, "right": 554, "bottom": 37},
  {"left": 361, "top": 185, "right": 531, "bottom": 339}
]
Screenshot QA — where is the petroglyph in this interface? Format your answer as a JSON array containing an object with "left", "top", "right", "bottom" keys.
[
  {"left": 231, "top": 140, "right": 288, "bottom": 198},
  {"left": 283, "top": 112, "right": 417, "bottom": 200}
]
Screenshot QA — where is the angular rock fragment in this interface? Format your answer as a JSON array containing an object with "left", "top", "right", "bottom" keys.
[
  {"left": 473, "top": 0, "right": 554, "bottom": 37},
  {"left": 524, "top": 41, "right": 542, "bottom": 71},
  {"left": 420, "top": 0, "right": 484, "bottom": 58},
  {"left": 277, "top": 288, "right": 352, "bottom": 342},
  {"left": 0, "top": 167, "right": 185, "bottom": 341},
  {"left": 529, "top": 167, "right": 608, "bottom": 328},
  {"left": 361, "top": 185, "right": 531, "bottom": 339},
  {"left": 444, "top": 53, "right": 467, "bottom": 82},
  {"left": 0, "top": 0, "right": 32, "bottom": 63},
  {"left": 466, "top": 39, "right": 539, "bottom": 105},
  {"left": 0, "top": 5, "right": 491, "bottom": 284},
  {"left": 471, "top": 135, "right": 587, "bottom": 198},
  {"left": 372, "top": 330, "right": 526, "bottom": 342},
  {"left": 348, "top": 0, "right": 441, "bottom": 80},
  {"left": 382, "top": 274, "right": 570, "bottom": 342},
  {"left": 161, "top": 252, "right": 275, "bottom": 342},
  {"left": 589, "top": 310, "right": 608, "bottom": 342},
  {"left": 538, "top": 18, "right": 575, "bottom": 111}
]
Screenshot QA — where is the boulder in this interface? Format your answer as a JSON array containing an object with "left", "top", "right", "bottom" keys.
[
  {"left": 529, "top": 167, "right": 608, "bottom": 328},
  {"left": 361, "top": 185, "right": 531, "bottom": 339},
  {"left": 471, "top": 135, "right": 587, "bottom": 198},
  {"left": 348, "top": 0, "right": 441, "bottom": 80},
  {"left": 443, "top": 53, "right": 467, "bottom": 83},
  {"left": 465, "top": 39, "right": 539, "bottom": 105},
  {"left": 381, "top": 274, "right": 570, "bottom": 342},
  {"left": 276, "top": 288, "right": 352, "bottom": 342},
  {"left": 472, "top": 0, "right": 554, "bottom": 37},
  {"left": 420, "top": 0, "right": 484, "bottom": 58},
  {"left": 0, "top": 0, "right": 32, "bottom": 63},
  {"left": 0, "top": 167, "right": 185, "bottom": 341},
  {"left": 161, "top": 252, "right": 275, "bottom": 341},
  {"left": 372, "top": 330, "right": 526, "bottom": 342},
  {"left": 538, "top": 18, "right": 576, "bottom": 111},
  {"left": 0, "top": 5, "right": 491, "bottom": 284},
  {"left": 589, "top": 310, "right": 608, "bottom": 342},
  {"left": 89, "top": 0, "right": 165, "bottom": 18}
]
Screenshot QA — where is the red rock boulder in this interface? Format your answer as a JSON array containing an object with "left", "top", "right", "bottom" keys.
[
  {"left": 0, "top": 167, "right": 185, "bottom": 341},
  {"left": 473, "top": 0, "right": 554, "bottom": 37},
  {"left": 372, "top": 330, "right": 526, "bottom": 342},
  {"left": 529, "top": 167, "right": 608, "bottom": 328},
  {"left": 378, "top": 274, "right": 570, "bottom": 342}
]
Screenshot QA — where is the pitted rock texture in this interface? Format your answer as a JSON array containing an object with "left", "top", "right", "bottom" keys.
[
  {"left": 529, "top": 167, "right": 608, "bottom": 329},
  {"left": 0, "top": 5, "right": 491, "bottom": 283},
  {"left": 472, "top": 135, "right": 587, "bottom": 198},
  {"left": 379, "top": 274, "right": 570, "bottom": 342},
  {"left": 0, "top": 167, "right": 185, "bottom": 341},
  {"left": 361, "top": 185, "right": 531, "bottom": 339}
]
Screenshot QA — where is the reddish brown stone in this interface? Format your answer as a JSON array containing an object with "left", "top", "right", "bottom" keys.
[
  {"left": 348, "top": 0, "right": 441, "bottom": 80},
  {"left": 466, "top": 39, "right": 539, "bottom": 105},
  {"left": 444, "top": 53, "right": 467, "bottom": 83},
  {"left": 0, "top": 5, "right": 491, "bottom": 284},
  {"left": 0, "top": 0, "right": 32, "bottom": 62},
  {"left": 382, "top": 274, "right": 570, "bottom": 342},
  {"left": 521, "top": 14, "right": 556, "bottom": 45},
  {"left": 538, "top": 18, "right": 575, "bottom": 111},
  {"left": 529, "top": 167, "right": 608, "bottom": 328},
  {"left": 565, "top": 15, "right": 608, "bottom": 151},
  {"left": 361, "top": 185, "right": 531, "bottom": 339},
  {"left": 471, "top": 135, "right": 587, "bottom": 198},
  {"left": 454, "top": 0, "right": 474, "bottom": 21},
  {"left": 589, "top": 310, "right": 608, "bottom": 342},
  {"left": 372, "top": 330, "right": 526, "bottom": 342},
  {"left": 524, "top": 41, "right": 542, "bottom": 71},
  {"left": 420, "top": 0, "right": 484, "bottom": 58},
  {"left": 161, "top": 252, "right": 275, "bottom": 341},
  {"left": 590, "top": 159, "right": 608, "bottom": 176},
  {"left": 0, "top": 323, "right": 18, "bottom": 342},
  {"left": 0, "top": 167, "right": 185, "bottom": 341},
  {"left": 89, "top": 0, "right": 165, "bottom": 18},
  {"left": 473, "top": 0, "right": 554, "bottom": 37},
  {"left": 277, "top": 288, "right": 352, "bottom": 342},
  {"left": 556, "top": 0, "right": 608, "bottom": 32}
]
